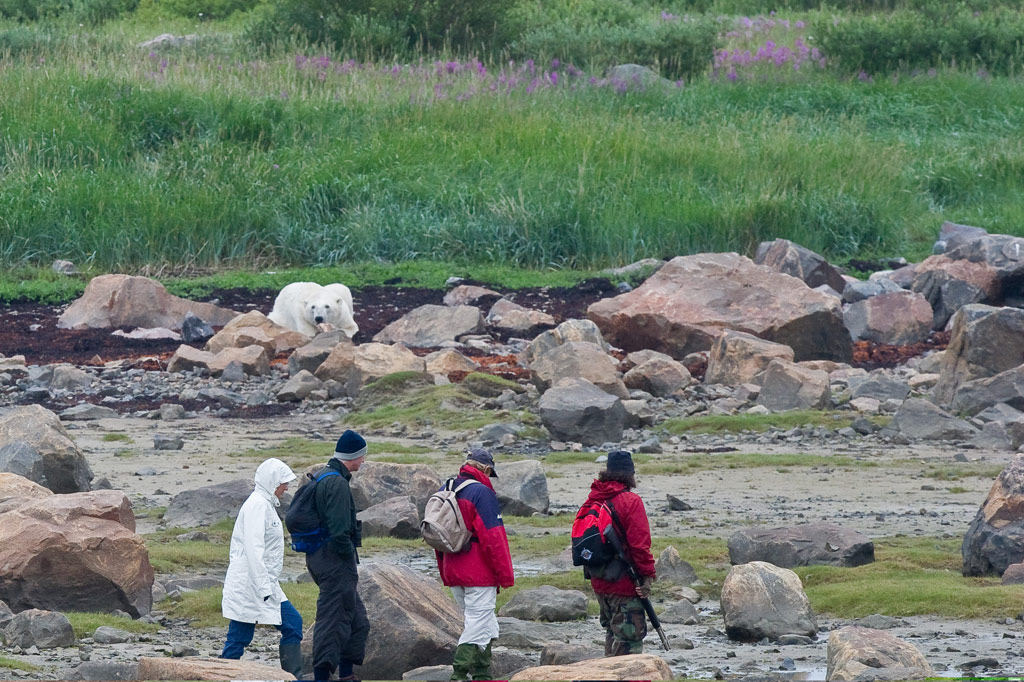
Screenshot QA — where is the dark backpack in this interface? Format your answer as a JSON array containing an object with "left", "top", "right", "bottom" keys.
[
  {"left": 571, "top": 497, "right": 627, "bottom": 580},
  {"left": 285, "top": 470, "right": 340, "bottom": 553}
]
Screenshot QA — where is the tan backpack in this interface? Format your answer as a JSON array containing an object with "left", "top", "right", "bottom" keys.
[{"left": 421, "top": 478, "right": 479, "bottom": 553}]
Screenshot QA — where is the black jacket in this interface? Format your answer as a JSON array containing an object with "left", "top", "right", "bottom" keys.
[{"left": 315, "top": 459, "right": 360, "bottom": 559}]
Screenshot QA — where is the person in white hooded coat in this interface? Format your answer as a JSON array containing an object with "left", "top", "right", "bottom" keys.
[{"left": 220, "top": 457, "right": 303, "bottom": 677}]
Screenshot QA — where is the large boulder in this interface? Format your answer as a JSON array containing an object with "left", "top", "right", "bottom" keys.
[
  {"left": 443, "top": 285, "right": 502, "bottom": 308},
  {"left": 890, "top": 398, "right": 976, "bottom": 441},
  {"left": 0, "top": 472, "right": 52, "bottom": 504},
  {"left": 704, "top": 330, "right": 794, "bottom": 386},
  {"left": 493, "top": 460, "right": 549, "bottom": 516},
  {"left": 3, "top": 609, "right": 75, "bottom": 649},
  {"left": 587, "top": 253, "right": 851, "bottom": 362},
  {"left": 373, "top": 305, "right": 485, "bottom": 347},
  {"left": 962, "top": 454, "right": 1024, "bottom": 576},
  {"left": 933, "top": 220, "right": 988, "bottom": 254},
  {"left": 826, "top": 626, "right": 933, "bottom": 681},
  {"left": 0, "top": 405, "right": 92, "bottom": 493},
  {"left": 721, "top": 561, "right": 817, "bottom": 642},
  {"left": 288, "top": 331, "right": 348, "bottom": 375},
  {"left": 510, "top": 654, "right": 672, "bottom": 681},
  {"left": 538, "top": 378, "right": 626, "bottom": 446},
  {"left": 622, "top": 353, "right": 692, "bottom": 397},
  {"left": 351, "top": 462, "right": 441, "bottom": 516},
  {"left": 207, "top": 345, "right": 270, "bottom": 377},
  {"left": 951, "top": 365, "right": 1024, "bottom": 416},
  {"left": 137, "top": 657, "right": 295, "bottom": 681},
  {"left": 357, "top": 496, "right": 420, "bottom": 539},
  {"left": 353, "top": 564, "right": 463, "bottom": 680},
  {"left": 728, "top": 523, "right": 875, "bottom": 568},
  {"left": 933, "top": 305, "right": 1024, "bottom": 407},
  {"left": 486, "top": 299, "right": 556, "bottom": 335},
  {"left": 495, "top": 617, "right": 567, "bottom": 649},
  {"left": 498, "top": 586, "right": 588, "bottom": 622},
  {"left": 315, "top": 343, "right": 425, "bottom": 396},
  {"left": 522, "top": 319, "right": 610, "bottom": 367},
  {"left": 56, "top": 274, "right": 238, "bottom": 331},
  {"left": 0, "top": 489, "right": 153, "bottom": 616},
  {"left": 754, "top": 360, "right": 830, "bottom": 411},
  {"left": 843, "top": 291, "right": 933, "bottom": 346},
  {"left": 162, "top": 479, "right": 253, "bottom": 529},
  {"left": 207, "top": 310, "right": 310, "bottom": 354},
  {"left": 529, "top": 342, "right": 627, "bottom": 398},
  {"left": 754, "top": 239, "right": 847, "bottom": 293},
  {"left": 910, "top": 255, "right": 999, "bottom": 328}
]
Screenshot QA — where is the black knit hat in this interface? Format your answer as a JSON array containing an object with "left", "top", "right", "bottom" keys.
[
  {"left": 333, "top": 430, "right": 367, "bottom": 461},
  {"left": 607, "top": 450, "right": 634, "bottom": 474}
]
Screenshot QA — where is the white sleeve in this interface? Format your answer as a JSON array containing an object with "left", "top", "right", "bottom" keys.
[{"left": 240, "top": 502, "right": 274, "bottom": 598}]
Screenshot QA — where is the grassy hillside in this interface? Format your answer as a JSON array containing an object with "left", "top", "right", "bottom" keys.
[{"left": 1, "top": 3, "right": 1023, "bottom": 272}]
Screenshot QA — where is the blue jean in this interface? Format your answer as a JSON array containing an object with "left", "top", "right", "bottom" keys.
[{"left": 221, "top": 600, "right": 303, "bottom": 659}]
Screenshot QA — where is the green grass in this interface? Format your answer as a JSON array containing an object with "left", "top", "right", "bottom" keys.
[
  {"left": 144, "top": 518, "right": 235, "bottom": 573},
  {"left": 636, "top": 452, "right": 879, "bottom": 475},
  {"left": 231, "top": 437, "right": 435, "bottom": 469},
  {"left": 5, "top": 19, "right": 1024, "bottom": 273},
  {"left": 101, "top": 433, "right": 133, "bottom": 442},
  {"left": 65, "top": 612, "right": 162, "bottom": 639},
  {"left": 0, "top": 656, "right": 41, "bottom": 672},
  {"left": 921, "top": 464, "right": 1005, "bottom": 481},
  {"left": 798, "top": 537, "right": 1024, "bottom": 619},
  {"left": 661, "top": 411, "right": 890, "bottom": 435},
  {"left": 346, "top": 384, "right": 503, "bottom": 432},
  {"left": 504, "top": 513, "right": 576, "bottom": 528}
]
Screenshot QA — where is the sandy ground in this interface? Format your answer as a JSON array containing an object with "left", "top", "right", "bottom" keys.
[{"left": 51, "top": 413, "right": 1024, "bottom": 679}]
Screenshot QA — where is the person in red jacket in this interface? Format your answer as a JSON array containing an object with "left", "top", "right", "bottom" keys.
[
  {"left": 435, "top": 448, "right": 515, "bottom": 681},
  {"left": 579, "top": 450, "right": 656, "bottom": 656}
]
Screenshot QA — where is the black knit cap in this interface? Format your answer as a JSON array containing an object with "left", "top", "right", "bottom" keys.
[
  {"left": 333, "top": 429, "right": 367, "bottom": 461},
  {"left": 606, "top": 450, "right": 634, "bottom": 474}
]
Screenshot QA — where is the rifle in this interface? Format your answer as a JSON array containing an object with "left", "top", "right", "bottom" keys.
[{"left": 603, "top": 526, "right": 670, "bottom": 651}]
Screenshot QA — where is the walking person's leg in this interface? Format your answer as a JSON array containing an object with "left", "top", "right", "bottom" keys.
[
  {"left": 337, "top": 587, "right": 369, "bottom": 681},
  {"left": 276, "top": 600, "right": 304, "bottom": 677},
  {"left": 449, "top": 587, "right": 474, "bottom": 681},
  {"left": 221, "top": 620, "right": 256, "bottom": 660},
  {"left": 309, "top": 550, "right": 345, "bottom": 682},
  {"left": 459, "top": 586, "right": 499, "bottom": 681},
  {"left": 602, "top": 595, "right": 647, "bottom": 656}
]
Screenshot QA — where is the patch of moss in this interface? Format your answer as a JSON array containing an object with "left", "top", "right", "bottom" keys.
[
  {"left": 661, "top": 411, "right": 890, "bottom": 435},
  {"left": 355, "top": 372, "right": 437, "bottom": 410},
  {"left": 461, "top": 372, "right": 525, "bottom": 398},
  {"left": 101, "top": 433, "right": 133, "bottom": 442},
  {"left": 347, "top": 383, "right": 494, "bottom": 431}
]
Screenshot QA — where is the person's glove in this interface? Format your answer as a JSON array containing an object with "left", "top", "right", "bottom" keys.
[{"left": 635, "top": 576, "right": 653, "bottom": 598}]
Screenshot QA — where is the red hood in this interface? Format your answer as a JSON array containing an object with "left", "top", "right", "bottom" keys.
[
  {"left": 587, "top": 479, "right": 628, "bottom": 502},
  {"left": 459, "top": 464, "right": 495, "bottom": 491}
]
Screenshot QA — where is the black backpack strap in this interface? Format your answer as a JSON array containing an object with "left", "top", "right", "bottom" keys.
[{"left": 605, "top": 493, "right": 629, "bottom": 547}]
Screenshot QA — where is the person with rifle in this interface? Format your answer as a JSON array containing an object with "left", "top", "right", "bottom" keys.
[{"left": 573, "top": 450, "right": 658, "bottom": 656}]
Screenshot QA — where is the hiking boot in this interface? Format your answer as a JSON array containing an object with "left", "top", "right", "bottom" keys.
[{"left": 279, "top": 642, "right": 303, "bottom": 679}]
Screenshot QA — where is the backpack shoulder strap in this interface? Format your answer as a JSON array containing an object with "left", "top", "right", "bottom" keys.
[
  {"left": 315, "top": 470, "right": 342, "bottom": 483},
  {"left": 453, "top": 479, "right": 478, "bottom": 494},
  {"left": 605, "top": 493, "right": 629, "bottom": 542}
]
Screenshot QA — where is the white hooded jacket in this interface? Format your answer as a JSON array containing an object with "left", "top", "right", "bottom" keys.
[{"left": 221, "top": 458, "right": 296, "bottom": 625}]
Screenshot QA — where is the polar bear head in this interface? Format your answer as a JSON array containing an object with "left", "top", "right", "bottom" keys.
[{"left": 305, "top": 283, "right": 358, "bottom": 338}]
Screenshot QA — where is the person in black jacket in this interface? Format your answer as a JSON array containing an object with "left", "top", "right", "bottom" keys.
[{"left": 308, "top": 429, "right": 370, "bottom": 682}]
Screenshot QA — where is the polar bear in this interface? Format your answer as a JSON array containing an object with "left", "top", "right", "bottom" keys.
[{"left": 267, "top": 281, "right": 358, "bottom": 339}]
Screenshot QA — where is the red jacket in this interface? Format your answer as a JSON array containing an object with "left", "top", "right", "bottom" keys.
[
  {"left": 435, "top": 465, "right": 515, "bottom": 589},
  {"left": 581, "top": 480, "right": 656, "bottom": 596}
]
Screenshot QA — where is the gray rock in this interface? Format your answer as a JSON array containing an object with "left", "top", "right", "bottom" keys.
[
  {"left": 655, "top": 546, "right": 697, "bottom": 585},
  {"left": 0, "top": 406, "right": 93, "bottom": 493},
  {"left": 60, "top": 404, "right": 120, "bottom": 421},
  {"left": 277, "top": 370, "right": 324, "bottom": 402},
  {"left": 357, "top": 496, "right": 420, "bottom": 539},
  {"left": 755, "top": 360, "right": 830, "bottom": 412},
  {"left": 498, "top": 585, "right": 588, "bottom": 622},
  {"left": 402, "top": 665, "right": 453, "bottom": 681},
  {"left": 495, "top": 617, "right": 567, "bottom": 649},
  {"left": 288, "top": 331, "right": 347, "bottom": 376},
  {"left": 373, "top": 304, "right": 485, "bottom": 347},
  {"left": 494, "top": 459, "right": 549, "bottom": 516},
  {"left": 530, "top": 341, "right": 627, "bottom": 399},
  {"left": 891, "top": 398, "right": 977, "bottom": 440},
  {"left": 659, "top": 599, "right": 700, "bottom": 625},
  {"left": 755, "top": 238, "right": 847, "bottom": 293},
  {"left": 522, "top": 319, "right": 610, "bottom": 367},
  {"left": 180, "top": 313, "right": 214, "bottom": 344},
  {"left": 728, "top": 523, "right": 874, "bottom": 568},
  {"left": 538, "top": 378, "right": 626, "bottom": 446},
  {"left": 848, "top": 375, "right": 910, "bottom": 402},
  {"left": 3, "top": 609, "right": 75, "bottom": 649},
  {"left": 350, "top": 462, "right": 441, "bottom": 516},
  {"left": 159, "top": 404, "right": 186, "bottom": 421},
  {"left": 721, "top": 562, "right": 817, "bottom": 642},
  {"left": 855, "top": 614, "right": 903, "bottom": 630},
  {"left": 605, "top": 64, "right": 673, "bottom": 89},
  {"left": 539, "top": 643, "right": 603, "bottom": 666},
  {"left": 92, "top": 626, "right": 132, "bottom": 644},
  {"left": 70, "top": 661, "right": 139, "bottom": 681},
  {"left": 842, "top": 278, "right": 904, "bottom": 304},
  {"left": 162, "top": 479, "right": 254, "bottom": 529},
  {"left": 962, "top": 454, "right": 1024, "bottom": 576},
  {"left": 153, "top": 433, "right": 184, "bottom": 450}
]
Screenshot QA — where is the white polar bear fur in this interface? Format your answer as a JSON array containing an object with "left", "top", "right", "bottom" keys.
[{"left": 267, "top": 282, "right": 358, "bottom": 339}]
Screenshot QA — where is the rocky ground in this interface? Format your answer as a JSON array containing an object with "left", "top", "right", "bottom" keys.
[{"left": 0, "top": 281, "right": 1020, "bottom": 680}]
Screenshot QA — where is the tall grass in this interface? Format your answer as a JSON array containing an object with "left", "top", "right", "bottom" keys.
[{"left": 2, "top": 16, "right": 1024, "bottom": 270}]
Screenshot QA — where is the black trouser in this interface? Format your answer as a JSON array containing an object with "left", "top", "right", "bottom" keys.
[{"left": 306, "top": 546, "right": 370, "bottom": 677}]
